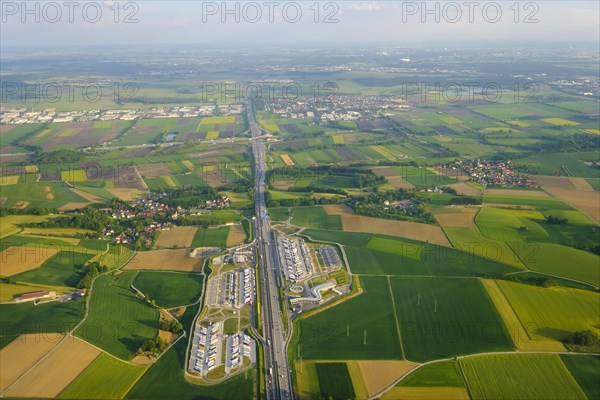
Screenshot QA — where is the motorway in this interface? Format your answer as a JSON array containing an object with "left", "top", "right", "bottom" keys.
[{"left": 248, "top": 102, "right": 294, "bottom": 400}]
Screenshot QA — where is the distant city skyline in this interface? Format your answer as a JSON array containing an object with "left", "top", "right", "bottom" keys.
[{"left": 1, "top": 1, "right": 598, "bottom": 48}]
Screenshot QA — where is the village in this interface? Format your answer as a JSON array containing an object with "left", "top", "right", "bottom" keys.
[
  {"left": 445, "top": 159, "right": 537, "bottom": 188},
  {"left": 263, "top": 94, "right": 409, "bottom": 123},
  {"left": 101, "top": 193, "right": 231, "bottom": 246}
]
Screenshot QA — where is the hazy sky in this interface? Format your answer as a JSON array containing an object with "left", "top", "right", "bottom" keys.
[{"left": 1, "top": 1, "right": 599, "bottom": 48}]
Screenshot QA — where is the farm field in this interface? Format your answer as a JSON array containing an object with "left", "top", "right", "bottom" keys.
[
  {"left": 315, "top": 362, "right": 355, "bottom": 400},
  {"left": 75, "top": 272, "right": 159, "bottom": 360},
  {"left": 0, "top": 298, "right": 85, "bottom": 336},
  {"left": 59, "top": 353, "right": 148, "bottom": 399},
  {"left": 481, "top": 279, "right": 566, "bottom": 352},
  {"left": 226, "top": 223, "right": 247, "bottom": 247},
  {"left": 560, "top": 355, "right": 600, "bottom": 400},
  {"left": 133, "top": 271, "right": 204, "bottom": 309},
  {"left": 125, "top": 249, "right": 204, "bottom": 272},
  {"left": 0, "top": 245, "right": 60, "bottom": 276},
  {"left": 399, "top": 360, "right": 465, "bottom": 387},
  {"left": 13, "top": 250, "right": 95, "bottom": 287},
  {"left": 497, "top": 280, "right": 600, "bottom": 343},
  {"left": 191, "top": 226, "right": 230, "bottom": 248},
  {"left": 154, "top": 226, "right": 198, "bottom": 248},
  {"left": 357, "top": 360, "right": 418, "bottom": 398},
  {"left": 390, "top": 277, "right": 514, "bottom": 361},
  {"left": 382, "top": 387, "right": 470, "bottom": 400},
  {"left": 3, "top": 337, "right": 101, "bottom": 398},
  {"left": 0, "top": 333, "right": 62, "bottom": 392},
  {"left": 340, "top": 215, "right": 451, "bottom": 246},
  {"left": 460, "top": 354, "right": 587, "bottom": 400},
  {"left": 289, "top": 206, "right": 343, "bottom": 230},
  {"left": 295, "top": 276, "right": 402, "bottom": 360},
  {"left": 513, "top": 242, "right": 600, "bottom": 287}
]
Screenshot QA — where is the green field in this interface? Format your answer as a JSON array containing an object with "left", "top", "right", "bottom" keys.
[
  {"left": 461, "top": 354, "right": 587, "bottom": 400},
  {"left": 399, "top": 360, "right": 465, "bottom": 387},
  {"left": 315, "top": 362, "right": 356, "bottom": 400},
  {"left": 76, "top": 271, "right": 159, "bottom": 360},
  {"left": 13, "top": 250, "right": 95, "bottom": 287},
  {"left": 133, "top": 271, "right": 204, "bottom": 309},
  {"left": 513, "top": 243, "right": 600, "bottom": 287},
  {"left": 0, "top": 299, "right": 84, "bottom": 336},
  {"left": 96, "top": 245, "right": 134, "bottom": 269},
  {"left": 191, "top": 226, "right": 230, "bottom": 248},
  {"left": 560, "top": 355, "right": 600, "bottom": 400},
  {"left": 302, "top": 229, "right": 373, "bottom": 247},
  {"left": 497, "top": 280, "right": 600, "bottom": 341},
  {"left": 390, "top": 277, "right": 514, "bottom": 361},
  {"left": 59, "top": 353, "right": 147, "bottom": 399},
  {"left": 0, "top": 181, "right": 90, "bottom": 208},
  {"left": 290, "top": 206, "right": 342, "bottom": 230},
  {"left": 186, "top": 210, "right": 240, "bottom": 225},
  {"left": 295, "top": 276, "right": 402, "bottom": 360},
  {"left": 444, "top": 227, "right": 525, "bottom": 269},
  {"left": 346, "top": 237, "right": 517, "bottom": 277}
]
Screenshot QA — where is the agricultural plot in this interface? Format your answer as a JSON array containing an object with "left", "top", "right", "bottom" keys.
[
  {"left": 390, "top": 277, "right": 514, "bottom": 362},
  {"left": 125, "top": 249, "right": 204, "bottom": 272},
  {"left": 481, "top": 279, "right": 565, "bottom": 352},
  {"left": 76, "top": 272, "right": 159, "bottom": 360},
  {"left": 22, "top": 120, "right": 134, "bottom": 151},
  {"left": 0, "top": 181, "right": 90, "bottom": 208},
  {"left": 0, "top": 245, "right": 60, "bottom": 276},
  {"left": 154, "top": 226, "right": 198, "bottom": 248},
  {"left": 341, "top": 215, "right": 451, "bottom": 246},
  {"left": 296, "top": 276, "right": 403, "bottom": 360},
  {"left": 13, "top": 250, "right": 95, "bottom": 287},
  {"left": 133, "top": 271, "right": 204, "bottom": 309},
  {"left": 0, "top": 298, "right": 85, "bottom": 336},
  {"left": 191, "top": 226, "right": 230, "bottom": 248},
  {"left": 315, "top": 362, "right": 356, "bottom": 400},
  {"left": 185, "top": 209, "right": 240, "bottom": 225},
  {"left": 432, "top": 206, "right": 478, "bottom": 228},
  {"left": 0, "top": 333, "right": 63, "bottom": 392},
  {"left": 357, "top": 360, "right": 417, "bottom": 398},
  {"left": 497, "top": 280, "right": 600, "bottom": 343},
  {"left": 512, "top": 242, "right": 600, "bottom": 287},
  {"left": 399, "top": 360, "right": 465, "bottom": 387},
  {"left": 290, "top": 206, "right": 343, "bottom": 230},
  {"left": 3, "top": 337, "right": 101, "bottom": 399},
  {"left": 460, "top": 354, "right": 587, "bottom": 400},
  {"left": 59, "top": 352, "right": 148, "bottom": 400},
  {"left": 0, "top": 215, "right": 58, "bottom": 238},
  {"left": 560, "top": 355, "right": 600, "bottom": 400},
  {"left": 382, "top": 387, "right": 469, "bottom": 400},
  {"left": 444, "top": 227, "right": 525, "bottom": 269},
  {"left": 226, "top": 224, "right": 247, "bottom": 247}
]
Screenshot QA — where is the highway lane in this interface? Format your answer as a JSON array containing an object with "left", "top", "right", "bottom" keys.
[{"left": 248, "top": 103, "right": 294, "bottom": 400}]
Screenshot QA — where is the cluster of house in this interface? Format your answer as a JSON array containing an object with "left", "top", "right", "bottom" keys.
[
  {"left": 449, "top": 159, "right": 535, "bottom": 187},
  {"left": 383, "top": 199, "right": 416, "bottom": 210},
  {"left": 0, "top": 104, "right": 243, "bottom": 125},
  {"left": 264, "top": 95, "right": 409, "bottom": 123}
]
